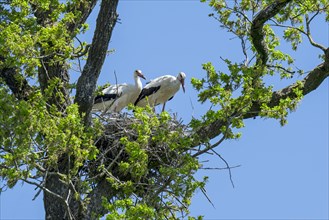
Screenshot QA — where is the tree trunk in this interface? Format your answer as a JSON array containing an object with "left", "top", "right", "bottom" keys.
[
  {"left": 44, "top": 175, "right": 70, "bottom": 219},
  {"left": 39, "top": 57, "right": 75, "bottom": 219},
  {"left": 41, "top": 0, "right": 119, "bottom": 217}
]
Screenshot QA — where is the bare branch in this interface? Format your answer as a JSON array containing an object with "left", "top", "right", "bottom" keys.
[
  {"left": 23, "top": 178, "right": 73, "bottom": 220},
  {"left": 211, "top": 149, "right": 235, "bottom": 188},
  {"left": 305, "top": 14, "right": 327, "bottom": 52},
  {"left": 200, "top": 186, "right": 215, "bottom": 208},
  {"left": 201, "top": 165, "right": 241, "bottom": 170},
  {"left": 32, "top": 187, "right": 43, "bottom": 201},
  {"left": 192, "top": 134, "right": 226, "bottom": 158},
  {"left": 267, "top": 64, "right": 296, "bottom": 74},
  {"left": 269, "top": 14, "right": 326, "bottom": 53},
  {"left": 241, "top": 36, "right": 250, "bottom": 66}
]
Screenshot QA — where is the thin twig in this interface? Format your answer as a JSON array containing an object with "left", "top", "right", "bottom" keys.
[
  {"left": 32, "top": 187, "right": 43, "bottom": 201},
  {"left": 22, "top": 178, "right": 73, "bottom": 219},
  {"left": 192, "top": 134, "right": 226, "bottom": 158},
  {"left": 269, "top": 17, "right": 326, "bottom": 52},
  {"left": 102, "top": 70, "right": 120, "bottom": 114},
  {"left": 210, "top": 149, "right": 235, "bottom": 188},
  {"left": 267, "top": 64, "right": 296, "bottom": 74},
  {"left": 200, "top": 186, "right": 215, "bottom": 208},
  {"left": 201, "top": 165, "right": 241, "bottom": 170}
]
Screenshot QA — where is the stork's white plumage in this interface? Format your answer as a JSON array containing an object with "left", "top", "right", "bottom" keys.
[
  {"left": 134, "top": 72, "right": 186, "bottom": 112},
  {"left": 93, "top": 70, "right": 146, "bottom": 113}
]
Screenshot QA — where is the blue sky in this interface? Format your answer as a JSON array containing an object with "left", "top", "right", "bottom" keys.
[{"left": 1, "top": 1, "right": 328, "bottom": 219}]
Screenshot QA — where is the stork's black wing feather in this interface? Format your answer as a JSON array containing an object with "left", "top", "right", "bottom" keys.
[
  {"left": 94, "top": 93, "right": 118, "bottom": 104},
  {"left": 134, "top": 85, "right": 161, "bottom": 105}
]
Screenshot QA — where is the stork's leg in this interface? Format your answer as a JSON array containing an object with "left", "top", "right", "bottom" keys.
[
  {"left": 162, "top": 102, "right": 166, "bottom": 112},
  {"left": 152, "top": 99, "right": 157, "bottom": 112}
]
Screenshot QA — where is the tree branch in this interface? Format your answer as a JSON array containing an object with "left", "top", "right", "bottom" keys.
[
  {"left": 211, "top": 149, "right": 235, "bottom": 188},
  {"left": 192, "top": 133, "right": 226, "bottom": 158},
  {"left": 250, "top": 0, "right": 292, "bottom": 65},
  {"left": 196, "top": 1, "right": 328, "bottom": 147},
  {"left": 0, "top": 56, "right": 33, "bottom": 100},
  {"left": 66, "top": 0, "right": 98, "bottom": 36},
  {"left": 74, "top": 0, "right": 119, "bottom": 125},
  {"left": 22, "top": 178, "right": 73, "bottom": 220},
  {"left": 305, "top": 14, "right": 327, "bottom": 52},
  {"left": 195, "top": 52, "right": 329, "bottom": 145},
  {"left": 269, "top": 16, "right": 327, "bottom": 53}
]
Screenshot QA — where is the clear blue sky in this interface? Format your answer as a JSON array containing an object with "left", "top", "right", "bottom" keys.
[{"left": 1, "top": 1, "right": 328, "bottom": 219}]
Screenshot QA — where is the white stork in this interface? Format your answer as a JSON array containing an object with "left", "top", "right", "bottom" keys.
[
  {"left": 134, "top": 72, "right": 186, "bottom": 112},
  {"left": 93, "top": 70, "right": 146, "bottom": 113}
]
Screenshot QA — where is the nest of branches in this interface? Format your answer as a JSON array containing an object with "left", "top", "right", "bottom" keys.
[{"left": 88, "top": 112, "right": 192, "bottom": 197}]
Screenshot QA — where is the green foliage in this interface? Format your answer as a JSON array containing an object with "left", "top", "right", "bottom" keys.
[
  {"left": 1, "top": 1, "right": 207, "bottom": 217},
  {"left": 260, "top": 81, "right": 304, "bottom": 126},
  {"left": 104, "top": 199, "right": 155, "bottom": 220},
  {"left": 0, "top": 0, "right": 89, "bottom": 77},
  {"left": 0, "top": 87, "right": 99, "bottom": 190},
  {"left": 0, "top": 0, "right": 92, "bottom": 194},
  {"left": 0, "top": 0, "right": 326, "bottom": 218},
  {"left": 195, "top": 0, "right": 326, "bottom": 131},
  {"left": 283, "top": 27, "right": 303, "bottom": 51}
]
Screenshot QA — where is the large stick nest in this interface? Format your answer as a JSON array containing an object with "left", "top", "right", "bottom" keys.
[{"left": 89, "top": 112, "right": 192, "bottom": 194}]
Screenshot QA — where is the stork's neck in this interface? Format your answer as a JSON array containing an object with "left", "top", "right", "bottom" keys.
[{"left": 134, "top": 75, "right": 142, "bottom": 90}]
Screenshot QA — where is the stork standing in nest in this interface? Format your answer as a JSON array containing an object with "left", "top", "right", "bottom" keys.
[
  {"left": 134, "top": 72, "right": 186, "bottom": 112},
  {"left": 93, "top": 70, "right": 146, "bottom": 113}
]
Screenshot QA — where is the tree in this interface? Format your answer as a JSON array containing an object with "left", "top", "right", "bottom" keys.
[{"left": 0, "top": 0, "right": 328, "bottom": 219}]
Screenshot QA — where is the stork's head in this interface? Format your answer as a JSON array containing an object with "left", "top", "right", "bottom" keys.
[
  {"left": 177, "top": 72, "right": 186, "bottom": 93},
  {"left": 134, "top": 69, "right": 146, "bottom": 80}
]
